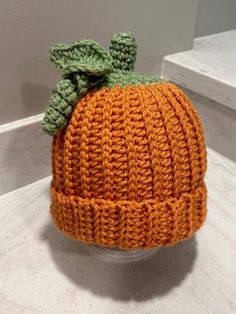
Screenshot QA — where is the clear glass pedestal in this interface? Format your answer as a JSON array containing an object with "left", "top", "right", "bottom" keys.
[{"left": 87, "top": 245, "right": 158, "bottom": 263}]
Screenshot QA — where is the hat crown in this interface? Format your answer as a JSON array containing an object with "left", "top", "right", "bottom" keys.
[{"left": 52, "top": 83, "right": 206, "bottom": 202}]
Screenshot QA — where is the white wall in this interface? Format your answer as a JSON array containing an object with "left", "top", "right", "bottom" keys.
[
  {"left": 195, "top": 0, "right": 236, "bottom": 37},
  {"left": 0, "top": 0, "right": 198, "bottom": 124}
]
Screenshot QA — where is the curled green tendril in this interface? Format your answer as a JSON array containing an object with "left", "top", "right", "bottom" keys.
[{"left": 41, "top": 39, "right": 113, "bottom": 135}]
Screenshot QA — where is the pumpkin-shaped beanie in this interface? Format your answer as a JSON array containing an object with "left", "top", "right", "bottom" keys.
[{"left": 42, "top": 32, "right": 207, "bottom": 249}]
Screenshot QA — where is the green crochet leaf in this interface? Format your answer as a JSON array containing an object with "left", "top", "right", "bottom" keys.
[{"left": 49, "top": 40, "right": 113, "bottom": 76}]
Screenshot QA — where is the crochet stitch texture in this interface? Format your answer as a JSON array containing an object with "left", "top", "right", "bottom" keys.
[{"left": 43, "top": 32, "right": 207, "bottom": 249}]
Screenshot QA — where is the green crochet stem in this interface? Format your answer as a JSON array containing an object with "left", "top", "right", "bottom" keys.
[
  {"left": 109, "top": 32, "right": 137, "bottom": 72},
  {"left": 41, "top": 32, "right": 164, "bottom": 136}
]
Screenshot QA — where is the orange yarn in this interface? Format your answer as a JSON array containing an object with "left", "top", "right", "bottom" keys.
[{"left": 50, "top": 82, "right": 207, "bottom": 249}]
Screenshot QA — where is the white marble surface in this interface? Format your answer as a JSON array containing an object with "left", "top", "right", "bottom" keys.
[
  {"left": 0, "top": 147, "right": 235, "bottom": 314},
  {"left": 182, "top": 87, "right": 236, "bottom": 163},
  {"left": 162, "top": 30, "right": 236, "bottom": 111},
  {"left": 0, "top": 114, "right": 51, "bottom": 195}
]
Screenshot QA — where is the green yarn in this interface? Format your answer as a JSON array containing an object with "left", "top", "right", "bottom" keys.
[
  {"left": 42, "top": 39, "right": 114, "bottom": 135},
  {"left": 49, "top": 90, "right": 72, "bottom": 117},
  {"left": 41, "top": 32, "right": 166, "bottom": 136},
  {"left": 109, "top": 32, "right": 137, "bottom": 72},
  {"left": 49, "top": 40, "right": 113, "bottom": 77},
  {"left": 100, "top": 71, "right": 164, "bottom": 89},
  {"left": 41, "top": 99, "right": 68, "bottom": 136},
  {"left": 74, "top": 73, "right": 89, "bottom": 95},
  {"left": 41, "top": 74, "right": 90, "bottom": 135},
  {"left": 56, "top": 79, "right": 77, "bottom": 105}
]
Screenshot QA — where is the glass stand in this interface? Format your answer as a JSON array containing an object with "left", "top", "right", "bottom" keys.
[{"left": 87, "top": 245, "right": 158, "bottom": 263}]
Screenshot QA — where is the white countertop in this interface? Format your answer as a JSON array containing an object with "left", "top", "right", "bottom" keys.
[
  {"left": 162, "top": 30, "right": 236, "bottom": 111},
  {"left": 0, "top": 148, "right": 236, "bottom": 314}
]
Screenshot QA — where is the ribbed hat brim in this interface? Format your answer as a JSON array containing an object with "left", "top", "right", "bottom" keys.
[{"left": 50, "top": 181, "right": 207, "bottom": 250}]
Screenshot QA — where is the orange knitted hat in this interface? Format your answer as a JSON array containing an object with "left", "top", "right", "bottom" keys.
[{"left": 42, "top": 32, "right": 207, "bottom": 250}]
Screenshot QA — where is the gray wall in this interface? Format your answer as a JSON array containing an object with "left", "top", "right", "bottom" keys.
[
  {"left": 0, "top": 0, "right": 198, "bottom": 124},
  {"left": 195, "top": 0, "right": 236, "bottom": 37}
]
